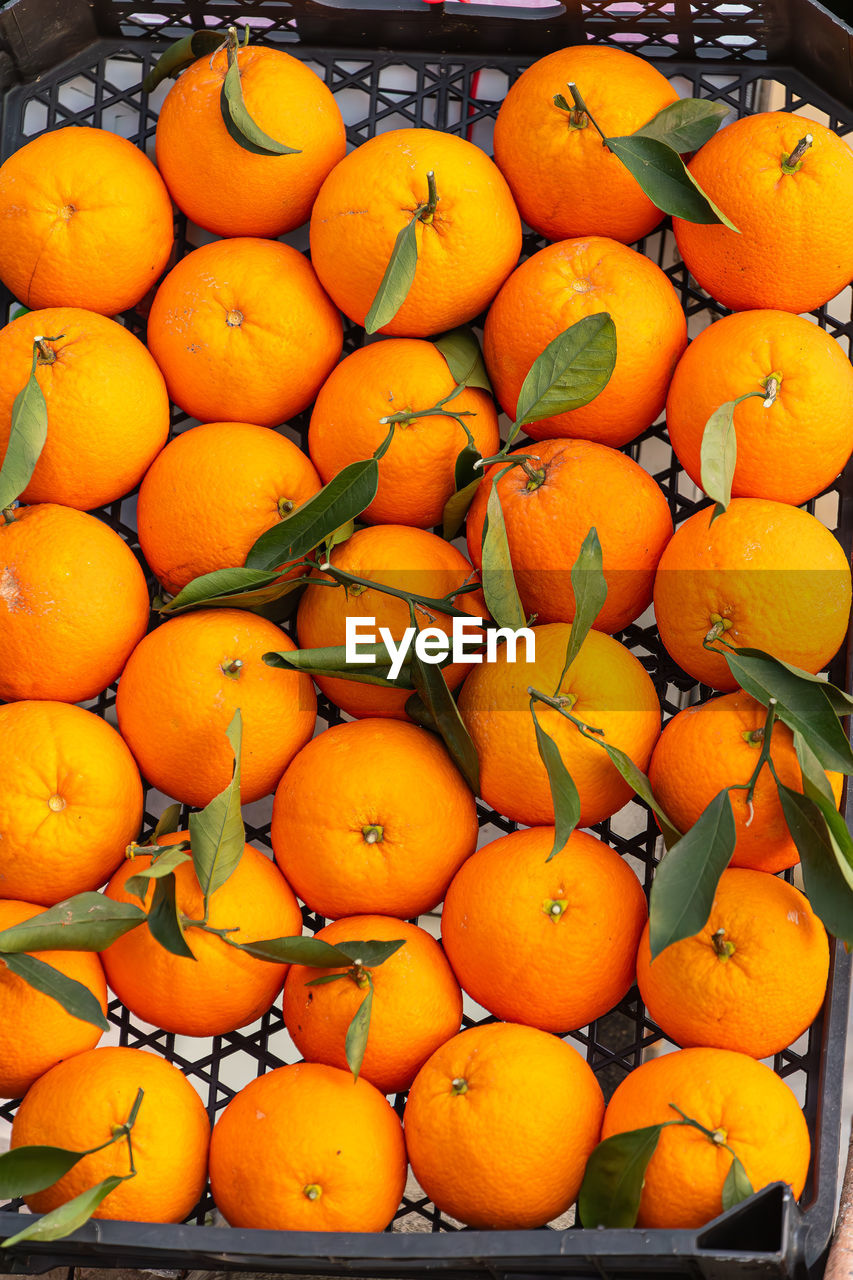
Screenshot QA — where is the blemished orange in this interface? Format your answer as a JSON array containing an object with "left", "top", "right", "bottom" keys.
[
  {"left": 308, "top": 338, "right": 500, "bottom": 528},
  {"left": 665, "top": 310, "right": 853, "bottom": 506},
  {"left": 283, "top": 915, "right": 463, "bottom": 1095},
  {"left": 296, "top": 525, "right": 486, "bottom": 719},
  {"left": 653, "top": 499, "right": 851, "bottom": 691},
  {"left": 0, "top": 126, "right": 173, "bottom": 316},
  {"left": 102, "top": 836, "right": 303, "bottom": 1037},
  {"left": 309, "top": 128, "right": 522, "bottom": 337},
  {"left": 648, "top": 691, "right": 844, "bottom": 874},
  {"left": 0, "top": 504, "right": 149, "bottom": 704},
  {"left": 137, "top": 422, "right": 322, "bottom": 595},
  {"left": 493, "top": 45, "right": 680, "bottom": 245},
  {"left": 11, "top": 1046, "right": 210, "bottom": 1223},
  {"left": 209, "top": 1062, "right": 407, "bottom": 1231},
  {"left": 271, "top": 718, "right": 478, "bottom": 919},
  {"left": 484, "top": 237, "right": 687, "bottom": 447},
  {"left": 116, "top": 608, "right": 316, "bottom": 808},
  {"left": 636, "top": 868, "right": 829, "bottom": 1058},
  {"left": 673, "top": 112, "right": 853, "bottom": 314},
  {"left": 600, "top": 1047, "right": 810, "bottom": 1229},
  {"left": 441, "top": 827, "right": 647, "bottom": 1032},
  {"left": 0, "top": 899, "right": 108, "bottom": 1099},
  {"left": 466, "top": 439, "right": 672, "bottom": 633},
  {"left": 0, "top": 700, "right": 143, "bottom": 905},
  {"left": 457, "top": 622, "right": 661, "bottom": 827},
  {"left": 0, "top": 308, "right": 169, "bottom": 511},
  {"left": 404, "top": 1022, "right": 604, "bottom": 1229},
  {"left": 155, "top": 44, "right": 345, "bottom": 238},
  {"left": 146, "top": 238, "right": 342, "bottom": 426}
]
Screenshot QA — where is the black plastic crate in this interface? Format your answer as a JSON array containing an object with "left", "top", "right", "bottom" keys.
[{"left": 0, "top": 2, "right": 852, "bottom": 1277}]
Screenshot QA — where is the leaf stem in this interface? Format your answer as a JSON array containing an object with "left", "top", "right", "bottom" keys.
[
  {"left": 727, "top": 698, "right": 777, "bottom": 812},
  {"left": 425, "top": 170, "right": 438, "bottom": 217},
  {"left": 781, "top": 134, "right": 813, "bottom": 174},
  {"left": 528, "top": 685, "right": 605, "bottom": 739},
  {"left": 566, "top": 83, "right": 608, "bottom": 143}
]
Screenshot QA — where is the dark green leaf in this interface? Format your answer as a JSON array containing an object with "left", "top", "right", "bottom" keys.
[
  {"left": 1, "top": 954, "right": 108, "bottom": 1031},
  {"left": 9, "top": 305, "right": 30, "bottom": 320},
  {"left": 728, "top": 647, "right": 853, "bottom": 717},
  {"left": 365, "top": 213, "right": 421, "bottom": 335},
  {"left": 794, "top": 731, "right": 853, "bottom": 872},
  {"left": 0, "top": 893, "right": 145, "bottom": 953},
  {"left": 442, "top": 474, "right": 482, "bottom": 541},
  {"left": 1, "top": 1174, "right": 127, "bottom": 1248},
  {"left": 633, "top": 98, "right": 730, "bottom": 153},
  {"left": 480, "top": 480, "right": 526, "bottom": 629},
  {"left": 530, "top": 700, "right": 580, "bottom": 862},
  {"left": 304, "top": 972, "right": 349, "bottom": 987},
  {"left": 246, "top": 460, "right": 379, "bottom": 571},
  {"left": 232, "top": 935, "right": 350, "bottom": 966},
  {"left": 161, "top": 566, "right": 282, "bottom": 614},
  {"left": 324, "top": 519, "right": 355, "bottom": 558},
  {"left": 220, "top": 54, "right": 300, "bottom": 156},
  {"left": 146, "top": 876, "right": 195, "bottom": 960},
  {"left": 0, "top": 1146, "right": 89, "bottom": 1199},
  {"left": 454, "top": 444, "right": 483, "bottom": 494},
  {"left": 333, "top": 939, "right": 406, "bottom": 967},
  {"left": 777, "top": 783, "right": 853, "bottom": 943},
  {"left": 605, "top": 134, "right": 739, "bottom": 229},
  {"left": 0, "top": 339, "right": 53, "bottom": 509},
  {"left": 141, "top": 30, "right": 225, "bottom": 93},
  {"left": 124, "top": 844, "right": 192, "bottom": 901},
  {"left": 152, "top": 803, "right": 182, "bottom": 841},
  {"left": 515, "top": 313, "right": 616, "bottom": 428},
  {"left": 602, "top": 743, "right": 682, "bottom": 849},
  {"left": 554, "top": 528, "right": 607, "bottom": 689},
  {"left": 189, "top": 709, "right": 245, "bottom": 907},
  {"left": 434, "top": 327, "right": 492, "bottom": 393},
  {"left": 345, "top": 986, "right": 373, "bottom": 1080},
  {"left": 263, "top": 643, "right": 414, "bottom": 689},
  {"left": 721, "top": 1154, "right": 754, "bottom": 1212},
  {"left": 700, "top": 400, "right": 737, "bottom": 514},
  {"left": 648, "top": 789, "right": 736, "bottom": 960},
  {"left": 578, "top": 1126, "right": 664, "bottom": 1229},
  {"left": 410, "top": 654, "right": 480, "bottom": 792}
]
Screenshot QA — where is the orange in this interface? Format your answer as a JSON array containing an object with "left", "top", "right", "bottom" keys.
[
  {"left": 484, "top": 237, "right": 687, "bottom": 447},
  {"left": 11, "top": 1046, "right": 210, "bottom": 1223},
  {"left": 0, "top": 308, "right": 169, "bottom": 511},
  {"left": 0, "top": 126, "right": 173, "bottom": 315},
  {"left": 209, "top": 1062, "right": 406, "bottom": 1231},
  {"left": 648, "top": 691, "right": 844, "bottom": 874},
  {"left": 116, "top": 608, "right": 316, "bottom": 807},
  {"left": 457, "top": 622, "right": 661, "bottom": 827},
  {"left": 271, "top": 718, "right": 478, "bottom": 919},
  {"left": 102, "top": 834, "right": 303, "bottom": 1037},
  {"left": 441, "top": 827, "right": 647, "bottom": 1032},
  {"left": 137, "top": 422, "right": 322, "bottom": 595},
  {"left": 653, "top": 499, "right": 851, "bottom": 691},
  {"left": 636, "top": 868, "right": 829, "bottom": 1058},
  {"left": 600, "top": 1047, "right": 810, "bottom": 1229},
  {"left": 466, "top": 439, "right": 672, "bottom": 633},
  {"left": 673, "top": 112, "right": 853, "bottom": 313},
  {"left": 146, "top": 238, "right": 342, "bottom": 426},
  {"left": 309, "top": 128, "right": 521, "bottom": 336},
  {"left": 0, "top": 700, "right": 143, "bottom": 906},
  {"left": 493, "top": 45, "right": 680, "bottom": 245},
  {"left": 0, "top": 899, "right": 107, "bottom": 1099},
  {"left": 666, "top": 310, "right": 853, "bottom": 506},
  {"left": 308, "top": 338, "right": 500, "bottom": 528},
  {"left": 404, "top": 1022, "right": 604, "bottom": 1229},
  {"left": 296, "top": 524, "right": 486, "bottom": 719},
  {"left": 155, "top": 44, "right": 345, "bottom": 238},
  {"left": 0, "top": 504, "right": 149, "bottom": 704},
  {"left": 283, "top": 915, "right": 463, "bottom": 1095}
]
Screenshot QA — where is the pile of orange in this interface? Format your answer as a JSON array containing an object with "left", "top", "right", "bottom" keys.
[{"left": 0, "top": 21, "right": 849, "bottom": 1250}]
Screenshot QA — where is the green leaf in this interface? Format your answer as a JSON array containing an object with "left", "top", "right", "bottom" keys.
[
  {"left": 633, "top": 98, "right": 730, "bottom": 153},
  {"left": 0, "top": 893, "right": 145, "bottom": 954},
  {"left": 161, "top": 566, "right": 282, "bottom": 614},
  {"left": 0, "top": 1145, "right": 89, "bottom": 1199},
  {"left": 0, "top": 338, "right": 55, "bottom": 509},
  {"left": 189, "top": 709, "right": 245, "bottom": 908},
  {"left": 453, "top": 444, "right": 483, "bottom": 495},
  {"left": 554, "top": 528, "right": 607, "bottom": 689},
  {"left": 323, "top": 519, "right": 355, "bottom": 560},
  {"left": 333, "top": 939, "right": 406, "bottom": 967},
  {"left": 365, "top": 213, "right": 421, "bottom": 335},
  {"left": 9, "top": 305, "right": 30, "bottom": 320},
  {"left": 146, "top": 876, "right": 195, "bottom": 960},
  {"left": 124, "top": 844, "right": 192, "bottom": 901},
  {"left": 578, "top": 1125, "right": 664, "bottom": 1228},
  {"left": 515, "top": 313, "right": 616, "bottom": 428},
  {"left": 602, "top": 742, "right": 682, "bottom": 849},
  {"left": 152, "top": 803, "right": 182, "bottom": 841},
  {"left": 529, "top": 701, "right": 580, "bottom": 862},
  {"left": 263, "top": 644, "right": 414, "bottom": 689},
  {"left": 721, "top": 1154, "right": 754, "bottom": 1212},
  {"left": 232, "top": 935, "right": 349, "bottom": 966},
  {"left": 409, "top": 654, "right": 480, "bottom": 793},
  {"left": 648, "top": 789, "right": 736, "bottom": 960},
  {"left": 220, "top": 53, "right": 300, "bottom": 156},
  {"left": 1, "top": 1174, "right": 127, "bottom": 1248},
  {"left": 794, "top": 731, "right": 853, "bottom": 872},
  {"left": 700, "top": 400, "right": 737, "bottom": 515},
  {"left": 605, "top": 134, "right": 739, "bottom": 230},
  {"left": 776, "top": 783, "right": 853, "bottom": 942},
  {"left": 141, "top": 29, "right": 225, "bottom": 93},
  {"left": 442, "top": 474, "right": 482, "bottom": 541},
  {"left": 434, "top": 327, "right": 492, "bottom": 393},
  {"left": 246, "top": 460, "right": 379, "bottom": 571},
  {"left": 1, "top": 954, "right": 108, "bottom": 1032},
  {"left": 480, "top": 479, "right": 526, "bottom": 630},
  {"left": 345, "top": 986, "right": 373, "bottom": 1080}
]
